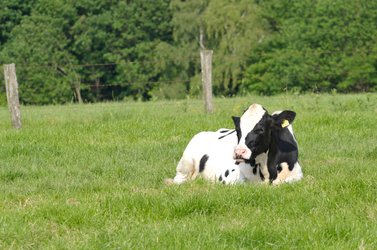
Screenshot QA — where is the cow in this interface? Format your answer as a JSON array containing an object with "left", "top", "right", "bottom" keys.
[
  {"left": 165, "top": 127, "right": 241, "bottom": 185},
  {"left": 165, "top": 104, "right": 303, "bottom": 185},
  {"left": 232, "top": 104, "right": 303, "bottom": 184}
]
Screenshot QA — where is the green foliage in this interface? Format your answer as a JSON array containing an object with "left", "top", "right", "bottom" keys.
[
  {"left": 171, "top": 0, "right": 266, "bottom": 96},
  {"left": 0, "top": 0, "right": 76, "bottom": 104},
  {"left": 0, "top": 0, "right": 37, "bottom": 45},
  {"left": 205, "top": 0, "right": 266, "bottom": 95},
  {"left": 1, "top": 0, "right": 377, "bottom": 104},
  {"left": 1, "top": 94, "right": 377, "bottom": 248},
  {"left": 0, "top": 0, "right": 174, "bottom": 104},
  {"left": 243, "top": 0, "right": 377, "bottom": 94},
  {"left": 108, "top": 1, "right": 173, "bottom": 100}
]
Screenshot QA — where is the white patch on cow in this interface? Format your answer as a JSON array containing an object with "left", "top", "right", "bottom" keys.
[
  {"left": 273, "top": 162, "right": 290, "bottom": 185},
  {"left": 170, "top": 130, "right": 239, "bottom": 185},
  {"left": 239, "top": 152, "right": 269, "bottom": 183},
  {"left": 271, "top": 110, "right": 282, "bottom": 116},
  {"left": 234, "top": 104, "right": 266, "bottom": 161},
  {"left": 284, "top": 162, "right": 303, "bottom": 183},
  {"left": 257, "top": 153, "right": 269, "bottom": 178},
  {"left": 218, "top": 167, "right": 241, "bottom": 185},
  {"left": 240, "top": 104, "right": 265, "bottom": 143},
  {"left": 287, "top": 125, "right": 295, "bottom": 138},
  {"left": 271, "top": 162, "right": 303, "bottom": 185}
]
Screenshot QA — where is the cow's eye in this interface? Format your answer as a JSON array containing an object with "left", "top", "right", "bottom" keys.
[{"left": 254, "top": 128, "right": 264, "bottom": 134}]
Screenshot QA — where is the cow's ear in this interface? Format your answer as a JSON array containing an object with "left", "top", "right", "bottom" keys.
[
  {"left": 232, "top": 116, "right": 240, "bottom": 128},
  {"left": 272, "top": 111, "right": 296, "bottom": 128}
]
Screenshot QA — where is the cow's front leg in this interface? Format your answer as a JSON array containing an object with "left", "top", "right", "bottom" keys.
[
  {"left": 272, "top": 162, "right": 291, "bottom": 185},
  {"left": 267, "top": 158, "right": 278, "bottom": 184}
]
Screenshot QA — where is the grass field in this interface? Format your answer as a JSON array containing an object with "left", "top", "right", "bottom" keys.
[{"left": 1, "top": 93, "right": 377, "bottom": 249}]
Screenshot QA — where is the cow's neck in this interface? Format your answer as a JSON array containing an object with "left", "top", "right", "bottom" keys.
[
  {"left": 271, "top": 129, "right": 297, "bottom": 153},
  {"left": 268, "top": 130, "right": 280, "bottom": 156},
  {"left": 268, "top": 128, "right": 298, "bottom": 172}
]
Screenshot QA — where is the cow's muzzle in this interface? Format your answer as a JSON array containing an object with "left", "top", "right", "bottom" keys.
[
  {"left": 233, "top": 145, "right": 252, "bottom": 163},
  {"left": 234, "top": 148, "right": 247, "bottom": 160}
]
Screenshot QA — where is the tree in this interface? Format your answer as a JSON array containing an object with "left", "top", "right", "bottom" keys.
[
  {"left": 205, "top": 0, "right": 266, "bottom": 95},
  {"left": 1, "top": 0, "right": 175, "bottom": 103},
  {"left": 102, "top": 0, "right": 174, "bottom": 101},
  {"left": 0, "top": 0, "right": 76, "bottom": 104},
  {"left": 69, "top": 0, "right": 117, "bottom": 101},
  {"left": 242, "top": 0, "right": 377, "bottom": 94},
  {"left": 0, "top": 0, "right": 37, "bottom": 45},
  {"left": 170, "top": 0, "right": 266, "bottom": 96}
]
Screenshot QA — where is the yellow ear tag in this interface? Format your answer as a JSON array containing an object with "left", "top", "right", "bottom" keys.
[{"left": 281, "top": 119, "right": 289, "bottom": 128}]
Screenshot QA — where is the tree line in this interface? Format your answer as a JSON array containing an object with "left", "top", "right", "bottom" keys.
[{"left": 1, "top": 0, "right": 377, "bottom": 105}]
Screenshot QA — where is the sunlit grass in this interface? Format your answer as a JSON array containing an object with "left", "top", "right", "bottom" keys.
[{"left": 0, "top": 93, "right": 377, "bottom": 249}]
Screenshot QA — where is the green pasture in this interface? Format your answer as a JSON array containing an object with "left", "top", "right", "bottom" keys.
[{"left": 1, "top": 94, "right": 377, "bottom": 249}]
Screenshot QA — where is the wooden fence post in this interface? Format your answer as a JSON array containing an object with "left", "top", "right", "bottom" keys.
[
  {"left": 200, "top": 49, "right": 213, "bottom": 113},
  {"left": 4, "top": 63, "right": 22, "bottom": 129}
]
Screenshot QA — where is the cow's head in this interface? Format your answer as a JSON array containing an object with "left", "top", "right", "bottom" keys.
[{"left": 232, "top": 104, "right": 296, "bottom": 163}]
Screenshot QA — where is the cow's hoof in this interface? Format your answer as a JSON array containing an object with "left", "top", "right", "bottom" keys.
[
  {"left": 272, "top": 179, "right": 283, "bottom": 186},
  {"left": 164, "top": 178, "right": 175, "bottom": 186}
]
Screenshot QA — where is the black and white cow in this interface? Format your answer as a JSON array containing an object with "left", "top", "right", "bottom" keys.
[
  {"left": 165, "top": 104, "right": 303, "bottom": 185},
  {"left": 231, "top": 104, "right": 303, "bottom": 184}
]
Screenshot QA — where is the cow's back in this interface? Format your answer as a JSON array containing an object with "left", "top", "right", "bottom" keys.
[{"left": 170, "top": 129, "right": 239, "bottom": 184}]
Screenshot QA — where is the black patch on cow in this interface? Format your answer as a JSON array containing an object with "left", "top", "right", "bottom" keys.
[
  {"left": 199, "top": 154, "right": 209, "bottom": 173},
  {"left": 219, "top": 129, "right": 229, "bottom": 133},
  {"left": 265, "top": 114, "right": 299, "bottom": 182},
  {"left": 277, "top": 164, "right": 283, "bottom": 173},
  {"left": 218, "top": 175, "right": 223, "bottom": 182},
  {"left": 259, "top": 170, "right": 265, "bottom": 181},
  {"left": 225, "top": 170, "right": 229, "bottom": 177},
  {"left": 222, "top": 180, "right": 226, "bottom": 184},
  {"left": 243, "top": 113, "right": 271, "bottom": 158},
  {"left": 274, "top": 131, "right": 298, "bottom": 153},
  {"left": 232, "top": 169, "right": 235, "bottom": 172},
  {"left": 271, "top": 111, "right": 296, "bottom": 128},
  {"left": 232, "top": 116, "right": 242, "bottom": 143},
  {"left": 252, "top": 163, "right": 260, "bottom": 175},
  {"left": 218, "top": 129, "right": 236, "bottom": 140},
  {"left": 247, "top": 158, "right": 256, "bottom": 166},
  {"left": 268, "top": 128, "right": 299, "bottom": 175}
]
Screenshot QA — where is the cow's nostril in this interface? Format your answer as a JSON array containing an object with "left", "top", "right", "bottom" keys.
[
  {"left": 234, "top": 147, "right": 249, "bottom": 160},
  {"left": 237, "top": 149, "right": 246, "bottom": 155}
]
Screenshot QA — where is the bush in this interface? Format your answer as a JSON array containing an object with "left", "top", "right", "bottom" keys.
[{"left": 242, "top": 0, "right": 377, "bottom": 95}]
